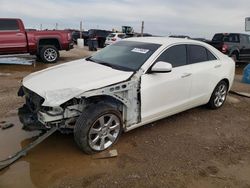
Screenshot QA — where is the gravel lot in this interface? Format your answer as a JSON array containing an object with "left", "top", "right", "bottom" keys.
[{"left": 0, "top": 47, "right": 250, "bottom": 188}]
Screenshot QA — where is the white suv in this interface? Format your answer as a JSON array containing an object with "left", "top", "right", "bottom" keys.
[
  {"left": 19, "top": 37, "right": 235, "bottom": 154},
  {"left": 105, "top": 32, "right": 126, "bottom": 46}
]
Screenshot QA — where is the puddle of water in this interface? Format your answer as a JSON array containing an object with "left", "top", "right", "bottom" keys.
[
  {"left": 0, "top": 114, "right": 40, "bottom": 160},
  {"left": 0, "top": 111, "right": 121, "bottom": 188}
]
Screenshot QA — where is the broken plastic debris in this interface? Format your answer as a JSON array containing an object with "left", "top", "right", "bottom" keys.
[
  {"left": 0, "top": 57, "right": 33, "bottom": 65},
  {"left": 93, "top": 149, "right": 118, "bottom": 159},
  {"left": 1, "top": 123, "right": 14, "bottom": 130}
]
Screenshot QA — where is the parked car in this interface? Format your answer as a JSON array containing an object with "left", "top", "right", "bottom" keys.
[
  {"left": 88, "top": 29, "right": 112, "bottom": 48},
  {"left": 71, "top": 30, "right": 89, "bottom": 45},
  {"left": 207, "top": 33, "right": 250, "bottom": 62},
  {"left": 18, "top": 37, "right": 235, "bottom": 154},
  {"left": 105, "top": 32, "right": 126, "bottom": 46},
  {"left": 192, "top": 38, "right": 210, "bottom": 42},
  {"left": 0, "top": 18, "right": 74, "bottom": 63},
  {"left": 169, "top": 35, "right": 191, "bottom": 39}
]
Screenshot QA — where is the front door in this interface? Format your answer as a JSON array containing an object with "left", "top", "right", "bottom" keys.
[{"left": 140, "top": 44, "right": 192, "bottom": 123}]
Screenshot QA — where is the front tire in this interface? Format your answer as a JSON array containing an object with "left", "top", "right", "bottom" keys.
[
  {"left": 40, "top": 45, "right": 59, "bottom": 63},
  {"left": 74, "top": 103, "right": 122, "bottom": 154},
  {"left": 207, "top": 80, "right": 228, "bottom": 109}
]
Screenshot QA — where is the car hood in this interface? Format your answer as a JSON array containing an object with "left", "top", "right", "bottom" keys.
[{"left": 23, "top": 59, "right": 133, "bottom": 106}]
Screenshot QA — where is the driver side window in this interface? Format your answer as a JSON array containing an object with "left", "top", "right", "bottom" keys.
[{"left": 155, "top": 45, "right": 187, "bottom": 67}]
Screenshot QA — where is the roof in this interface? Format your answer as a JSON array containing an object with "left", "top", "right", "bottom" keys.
[{"left": 124, "top": 36, "right": 206, "bottom": 46}]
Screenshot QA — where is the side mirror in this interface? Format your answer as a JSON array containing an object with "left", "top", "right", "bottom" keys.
[{"left": 150, "top": 61, "right": 172, "bottom": 73}]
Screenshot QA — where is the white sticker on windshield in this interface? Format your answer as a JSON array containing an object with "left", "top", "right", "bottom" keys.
[{"left": 131, "top": 48, "right": 149, "bottom": 54}]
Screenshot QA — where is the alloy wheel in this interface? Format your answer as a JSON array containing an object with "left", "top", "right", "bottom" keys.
[{"left": 88, "top": 113, "right": 121, "bottom": 151}]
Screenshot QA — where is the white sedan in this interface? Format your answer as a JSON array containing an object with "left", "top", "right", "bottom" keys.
[
  {"left": 19, "top": 37, "right": 235, "bottom": 153},
  {"left": 105, "top": 32, "right": 126, "bottom": 46}
]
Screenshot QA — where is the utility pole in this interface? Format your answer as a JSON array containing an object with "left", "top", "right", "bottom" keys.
[
  {"left": 55, "top": 23, "right": 58, "bottom": 30},
  {"left": 40, "top": 24, "right": 43, "bottom": 30},
  {"left": 80, "top": 20, "right": 83, "bottom": 39},
  {"left": 141, "top": 21, "right": 144, "bottom": 37}
]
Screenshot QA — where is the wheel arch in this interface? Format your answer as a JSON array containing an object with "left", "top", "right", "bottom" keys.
[
  {"left": 229, "top": 48, "right": 239, "bottom": 57},
  {"left": 208, "top": 78, "right": 230, "bottom": 102},
  {"left": 84, "top": 95, "right": 126, "bottom": 115},
  {"left": 221, "top": 78, "right": 230, "bottom": 91},
  {"left": 38, "top": 38, "right": 61, "bottom": 52}
]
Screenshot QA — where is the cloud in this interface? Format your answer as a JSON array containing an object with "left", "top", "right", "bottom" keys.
[{"left": 0, "top": 0, "right": 249, "bottom": 38}]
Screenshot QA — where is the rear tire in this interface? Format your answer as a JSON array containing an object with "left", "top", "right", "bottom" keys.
[
  {"left": 40, "top": 45, "right": 59, "bottom": 63},
  {"left": 230, "top": 52, "right": 238, "bottom": 62},
  {"left": 74, "top": 103, "right": 122, "bottom": 154},
  {"left": 207, "top": 80, "right": 228, "bottom": 109}
]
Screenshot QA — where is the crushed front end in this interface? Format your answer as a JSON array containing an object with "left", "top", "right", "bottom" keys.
[{"left": 17, "top": 86, "right": 82, "bottom": 132}]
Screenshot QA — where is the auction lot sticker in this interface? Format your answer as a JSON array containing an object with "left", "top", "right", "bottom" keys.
[{"left": 131, "top": 48, "right": 149, "bottom": 54}]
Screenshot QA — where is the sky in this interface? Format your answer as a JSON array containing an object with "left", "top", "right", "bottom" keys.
[{"left": 0, "top": 0, "right": 250, "bottom": 39}]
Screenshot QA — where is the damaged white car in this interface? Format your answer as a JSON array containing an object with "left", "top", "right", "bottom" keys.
[{"left": 18, "top": 37, "right": 235, "bottom": 154}]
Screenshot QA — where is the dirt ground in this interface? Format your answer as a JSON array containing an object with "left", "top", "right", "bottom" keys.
[{"left": 0, "top": 47, "right": 250, "bottom": 188}]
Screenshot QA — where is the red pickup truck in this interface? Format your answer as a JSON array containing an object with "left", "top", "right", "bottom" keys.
[{"left": 0, "top": 18, "right": 73, "bottom": 63}]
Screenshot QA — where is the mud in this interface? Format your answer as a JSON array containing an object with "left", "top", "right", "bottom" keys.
[{"left": 0, "top": 48, "right": 250, "bottom": 188}]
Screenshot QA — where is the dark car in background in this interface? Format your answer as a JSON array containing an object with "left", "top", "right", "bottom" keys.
[
  {"left": 208, "top": 33, "right": 250, "bottom": 62},
  {"left": 88, "top": 29, "right": 112, "bottom": 48},
  {"left": 71, "top": 30, "right": 89, "bottom": 45}
]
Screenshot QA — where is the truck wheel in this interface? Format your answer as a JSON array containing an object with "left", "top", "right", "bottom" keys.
[
  {"left": 230, "top": 52, "right": 238, "bottom": 62},
  {"left": 40, "top": 45, "right": 59, "bottom": 63},
  {"left": 74, "top": 103, "right": 122, "bottom": 154},
  {"left": 207, "top": 80, "right": 228, "bottom": 109}
]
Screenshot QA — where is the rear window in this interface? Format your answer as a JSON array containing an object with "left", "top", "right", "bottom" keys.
[
  {"left": 188, "top": 45, "right": 217, "bottom": 64},
  {"left": 0, "top": 20, "right": 19, "bottom": 31},
  {"left": 108, "top": 34, "right": 116, "bottom": 38},
  {"left": 212, "top": 33, "right": 239, "bottom": 43},
  {"left": 207, "top": 50, "right": 217, "bottom": 61},
  {"left": 118, "top": 34, "right": 126, "bottom": 38},
  {"left": 188, "top": 45, "right": 208, "bottom": 64}
]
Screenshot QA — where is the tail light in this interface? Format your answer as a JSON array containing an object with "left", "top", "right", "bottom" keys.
[
  {"left": 222, "top": 44, "right": 228, "bottom": 53},
  {"left": 111, "top": 38, "right": 116, "bottom": 41},
  {"left": 67, "top": 33, "right": 72, "bottom": 41}
]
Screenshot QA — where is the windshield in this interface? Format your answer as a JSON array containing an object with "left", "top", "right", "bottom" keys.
[{"left": 87, "top": 41, "right": 161, "bottom": 71}]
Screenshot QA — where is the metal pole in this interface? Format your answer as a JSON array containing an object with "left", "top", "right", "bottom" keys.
[
  {"left": 80, "top": 21, "right": 83, "bottom": 39},
  {"left": 141, "top": 21, "right": 144, "bottom": 37}
]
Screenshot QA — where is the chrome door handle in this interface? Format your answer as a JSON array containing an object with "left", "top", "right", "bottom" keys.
[
  {"left": 214, "top": 64, "right": 221, "bottom": 68},
  {"left": 181, "top": 73, "right": 192, "bottom": 78}
]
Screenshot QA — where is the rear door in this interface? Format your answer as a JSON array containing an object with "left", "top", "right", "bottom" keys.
[
  {"left": 187, "top": 44, "right": 221, "bottom": 106},
  {"left": 0, "top": 19, "right": 27, "bottom": 54}
]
